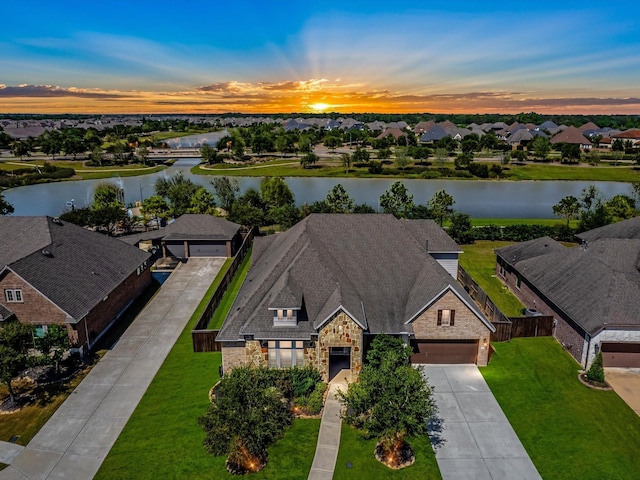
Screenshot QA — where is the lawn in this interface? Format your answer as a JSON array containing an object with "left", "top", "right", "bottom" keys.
[
  {"left": 482, "top": 337, "right": 640, "bottom": 480},
  {"left": 208, "top": 249, "right": 252, "bottom": 329},
  {"left": 458, "top": 240, "right": 524, "bottom": 316},
  {"left": 333, "top": 424, "right": 441, "bottom": 480},
  {"left": 469, "top": 218, "right": 578, "bottom": 228},
  {"left": 96, "top": 253, "right": 320, "bottom": 479},
  {"left": 503, "top": 162, "right": 640, "bottom": 182}
]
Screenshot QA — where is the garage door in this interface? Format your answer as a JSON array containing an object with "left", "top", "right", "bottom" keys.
[
  {"left": 189, "top": 242, "right": 227, "bottom": 257},
  {"left": 601, "top": 342, "right": 640, "bottom": 368},
  {"left": 165, "top": 242, "right": 186, "bottom": 258},
  {"left": 411, "top": 340, "right": 478, "bottom": 364}
]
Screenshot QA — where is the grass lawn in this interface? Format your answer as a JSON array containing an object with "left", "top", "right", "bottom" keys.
[
  {"left": 96, "top": 254, "right": 320, "bottom": 479},
  {"left": 208, "top": 249, "right": 252, "bottom": 329},
  {"left": 333, "top": 424, "right": 441, "bottom": 480},
  {"left": 503, "top": 162, "right": 640, "bottom": 182},
  {"left": 458, "top": 240, "right": 524, "bottom": 316},
  {"left": 482, "top": 338, "right": 640, "bottom": 480},
  {"left": 469, "top": 218, "right": 578, "bottom": 228}
]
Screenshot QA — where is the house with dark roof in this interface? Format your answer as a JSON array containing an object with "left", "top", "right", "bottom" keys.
[
  {"left": 0, "top": 216, "right": 151, "bottom": 354},
  {"left": 218, "top": 214, "right": 494, "bottom": 381},
  {"left": 550, "top": 126, "right": 592, "bottom": 149},
  {"left": 496, "top": 235, "right": 640, "bottom": 369}
]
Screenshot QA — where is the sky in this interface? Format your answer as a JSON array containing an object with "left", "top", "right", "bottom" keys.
[{"left": 1, "top": 1, "right": 640, "bottom": 115}]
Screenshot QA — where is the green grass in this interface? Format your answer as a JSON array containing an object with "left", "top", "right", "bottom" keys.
[
  {"left": 482, "top": 338, "right": 640, "bottom": 480},
  {"left": 190, "top": 257, "right": 233, "bottom": 323},
  {"left": 459, "top": 240, "right": 524, "bottom": 316},
  {"left": 503, "top": 162, "right": 640, "bottom": 182},
  {"left": 97, "top": 254, "right": 320, "bottom": 479},
  {"left": 469, "top": 218, "right": 578, "bottom": 228},
  {"left": 209, "top": 250, "right": 252, "bottom": 329},
  {"left": 333, "top": 424, "right": 441, "bottom": 480}
]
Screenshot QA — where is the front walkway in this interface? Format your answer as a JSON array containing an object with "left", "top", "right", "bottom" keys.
[
  {"left": 0, "top": 258, "right": 225, "bottom": 480},
  {"left": 423, "top": 364, "right": 541, "bottom": 480},
  {"left": 307, "top": 380, "right": 346, "bottom": 480}
]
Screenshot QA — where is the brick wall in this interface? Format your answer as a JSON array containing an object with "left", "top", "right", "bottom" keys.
[
  {"left": 498, "top": 260, "right": 587, "bottom": 365},
  {"left": 412, "top": 290, "right": 492, "bottom": 366}
]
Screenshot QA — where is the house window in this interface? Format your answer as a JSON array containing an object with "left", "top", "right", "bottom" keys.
[
  {"left": 437, "top": 309, "right": 455, "bottom": 326},
  {"left": 34, "top": 325, "right": 48, "bottom": 338},
  {"left": 516, "top": 275, "right": 522, "bottom": 289},
  {"left": 4, "top": 289, "right": 23, "bottom": 303},
  {"left": 273, "top": 309, "right": 297, "bottom": 326},
  {"left": 267, "top": 340, "right": 304, "bottom": 368}
]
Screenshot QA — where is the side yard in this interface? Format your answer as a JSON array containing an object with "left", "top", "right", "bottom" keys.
[{"left": 482, "top": 338, "right": 640, "bottom": 480}]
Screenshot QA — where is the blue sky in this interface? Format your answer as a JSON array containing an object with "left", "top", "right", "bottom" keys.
[{"left": 1, "top": 1, "right": 639, "bottom": 114}]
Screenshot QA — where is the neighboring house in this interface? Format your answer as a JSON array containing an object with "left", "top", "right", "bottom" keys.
[
  {"left": 0, "top": 216, "right": 151, "bottom": 354},
  {"left": 419, "top": 125, "right": 449, "bottom": 143},
  {"left": 376, "top": 127, "right": 407, "bottom": 141},
  {"left": 218, "top": 214, "right": 494, "bottom": 382},
  {"left": 120, "top": 214, "right": 242, "bottom": 259},
  {"left": 496, "top": 235, "right": 640, "bottom": 369},
  {"left": 550, "top": 126, "right": 592, "bottom": 149}
]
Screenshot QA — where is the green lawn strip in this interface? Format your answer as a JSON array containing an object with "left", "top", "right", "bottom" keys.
[
  {"left": 459, "top": 240, "right": 524, "bottom": 316},
  {"left": 469, "top": 218, "right": 578, "bottom": 227},
  {"left": 75, "top": 165, "right": 165, "bottom": 180},
  {"left": 191, "top": 257, "right": 233, "bottom": 321},
  {"left": 334, "top": 424, "right": 441, "bottom": 480},
  {"left": 482, "top": 338, "right": 640, "bottom": 480},
  {"left": 504, "top": 163, "right": 640, "bottom": 181},
  {"left": 208, "top": 249, "right": 252, "bottom": 329}
]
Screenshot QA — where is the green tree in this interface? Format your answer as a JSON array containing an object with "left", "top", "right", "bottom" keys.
[
  {"left": 232, "top": 134, "right": 245, "bottom": 160},
  {"left": 529, "top": 136, "right": 551, "bottom": 160},
  {"left": 90, "top": 146, "right": 104, "bottom": 166},
  {"left": 251, "top": 134, "right": 274, "bottom": 156},
  {"left": 188, "top": 187, "right": 217, "bottom": 215},
  {"left": 93, "top": 182, "right": 123, "bottom": 210},
  {"left": 434, "top": 147, "right": 448, "bottom": 168},
  {"left": 10, "top": 140, "right": 30, "bottom": 160},
  {"left": 211, "top": 177, "right": 240, "bottom": 212},
  {"left": 325, "top": 184, "right": 355, "bottom": 213},
  {"left": 137, "top": 145, "right": 150, "bottom": 165},
  {"left": 0, "top": 192, "right": 14, "bottom": 215},
  {"left": 428, "top": 189, "right": 455, "bottom": 226},
  {"left": 454, "top": 153, "right": 473, "bottom": 169},
  {"left": 298, "top": 136, "right": 312, "bottom": 155},
  {"left": 261, "top": 177, "right": 294, "bottom": 210},
  {"left": 377, "top": 147, "right": 392, "bottom": 161},
  {"left": 394, "top": 147, "right": 410, "bottom": 170},
  {"left": 199, "top": 366, "right": 293, "bottom": 472},
  {"left": 35, "top": 325, "right": 70, "bottom": 375},
  {"left": 142, "top": 195, "right": 170, "bottom": 228},
  {"left": 605, "top": 194, "right": 637, "bottom": 223},
  {"left": 341, "top": 152, "right": 352, "bottom": 173},
  {"left": 586, "top": 351, "right": 605, "bottom": 383},
  {"left": 267, "top": 204, "right": 300, "bottom": 229},
  {"left": 379, "top": 181, "right": 414, "bottom": 218},
  {"left": 323, "top": 136, "right": 342, "bottom": 151},
  {"left": 448, "top": 212, "right": 474, "bottom": 244},
  {"left": 40, "top": 131, "right": 62, "bottom": 160},
  {"left": 154, "top": 172, "right": 200, "bottom": 217},
  {"left": 337, "top": 335, "right": 436, "bottom": 468},
  {"left": 352, "top": 147, "right": 370, "bottom": 164},
  {"left": 552, "top": 196, "right": 581, "bottom": 227},
  {"left": 0, "top": 320, "right": 34, "bottom": 404},
  {"left": 578, "top": 185, "right": 611, "bottom": 231},
  {"left": 300, "top": 152, "right": 319, "bottom": 169},
  {"left": 560, "top": 143, "right": 582, "bottom": 164}
]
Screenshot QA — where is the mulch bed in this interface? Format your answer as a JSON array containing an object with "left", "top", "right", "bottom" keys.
[
  {"left": 578, "top": 372, "right": 612, "bottom": 391},
  {"left": 374, "top": 441, "right": 415, "bottom": 469}
]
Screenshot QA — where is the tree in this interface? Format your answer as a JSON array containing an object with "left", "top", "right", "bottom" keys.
[
  {"left": 352, "top": 147, "right": 370, "bottom": 164},
  {"left": 142, "top": 195, "right": 170, "bottom": 228},
  {"left": 211, "top": 177, "right": 240, "bottom": 212},
  {"left": 0, "top": 192, "right": 14, "bottom": 215},
  {"left": 323, "top": 136, "right": 341, "bottom": 151},
  {"left": 90, "top": 146, "right": 104, "bottom": 166},
  {"left": 394, "top": 147, "right": 410, "bottom": 170},
  {"left": 377, "top": 147, "right": 392, "bottom": 161},
  {"left": 448, "top": 212, "right": 474, "bottom": 244},
  {"left": 605, "top": 194, "right": 637, "bottom": 223},
  {"left": 154, "top": 172, "right": 201, "bottom": 217},
  {"left": 199, "top": 366, "right": 293, "bottom": 473},
  {"left": 428, "top": 189, "right": 455, "bottom": 226},
  {"left": 337, "top": 335, "right": 436, "bottom": 469},
  {"left": 300, "top": 152, "right": 319, "bottom": 169},
  {"left": 137, "top": 145, "right": 150, "bottom": 166},
  {"left": 251, "top": 134, "right": 274, "bottom": 156},
  {"left": 460, "top": 137, "right": 479, "bottom": 154},
  {"left": 10, "top": 140, "right": 30, "bottom": 160},
  {"left": 232, "top": 134, "right": 245, "bottom": 160},
  {"left": 298, "top": 136, "right": 312, "bottom": 155},
  {"left": 434, "top": 147, "right": 448, "bottom": 168},
  {"left": 188, "top": 187, "right": 217, "bottom": 215},
  {"left": 228, "top": 188, "right": 266, "bottom": 228},
  {"left": 454, "top": 153, "right": 473, "bottom": 169},
  {"left": 560, "top": 143, "right": 582, "bottom": 164},
  {"left": 552, "top": 196, "right": 581, "bottom": 227},
  {"left": 325, "top": 184, "right": 355, "bottom": 213},
  {"left": 40, "top": 131, "right": 62, "bottom": 160},
  {"left": 529, "top": 136, "right": 551, "bottom": 160},
  {"left": 0, "top": 320, "right": 34, "bottom": 404},
  {"left": 578, "top": 185, "right": 611, "bottom": 231},
  {"left": 341, "top": 152, "right": 352, "bottom": 173},
  {"left": 586, "top": 351, "right": 605, "bottom": 383},
  {"left": 379, "top": 181, "right": 414, "bottom": 218},
  {"left": 260, "top": 177, "right": 294, "bottom": 210},
  {"left": 267, "top": 204, "right": 300, "bottom": 229},
  {"left": 93, "top": 182, "right": 123, "bottom": 210},
  {"left": 35, "top": 325, "right": 70, "bottom": 375}
]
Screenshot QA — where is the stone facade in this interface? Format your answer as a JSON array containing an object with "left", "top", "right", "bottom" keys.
[
  {"left": 411, "top": 290, "right": 492, "bottom": 366},
  {"left": 317, "top": 311, "right": 363, "bottom": 382},
  {"left": 245, "top": 340, "right": 268, "bottom": 367},
  {"left": 497, "top": 261, "right": 587, "bottom": 366},
  {"left": 222, "top": 344, "right": 247, "bottom": 373}
]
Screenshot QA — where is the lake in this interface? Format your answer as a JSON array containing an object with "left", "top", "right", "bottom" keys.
[{"left": 3, "top": 158, "right": 633, "bottom": 218}]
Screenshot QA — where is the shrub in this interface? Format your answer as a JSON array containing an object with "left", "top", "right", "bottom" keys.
[
  {"left": 586, "top": 351, "right": 605, "bottom": 383},
  {"left": 419, "top": 169, "right": 442, "bottom": 179},
  {"left": 368, "top": 161, "right": 383, "bottom": 174},
  {"left": 290, "top": 365, "right": 322, "bottom": 398},
  {"left": 305, "top": 382, "right": 327, "bottom": 414}
]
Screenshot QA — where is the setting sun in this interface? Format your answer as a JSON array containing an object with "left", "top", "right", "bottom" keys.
[{"left": 310, "top": 103, "right": 330, "bottom": 112}]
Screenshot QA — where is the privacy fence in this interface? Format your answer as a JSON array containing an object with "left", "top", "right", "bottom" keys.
[
  {"left": 191, "top": 229, "right": 254, "bottom": 352},
  {"left": 457, "top": 266, "right": 553, "bottom": 342}
]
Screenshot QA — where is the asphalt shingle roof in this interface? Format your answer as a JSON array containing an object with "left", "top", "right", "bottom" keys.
[
  {"left": 163, "top": 214, "right": 241, "bottom": 241},
  {"left": 577, "top": 216, "right": 640, "bottom": 243},
  {"left": 1, "top": 216, "right": 150, "bottom": 322},
  {"left": 218, "top": 214, "right": 490, "bottom": 342}
]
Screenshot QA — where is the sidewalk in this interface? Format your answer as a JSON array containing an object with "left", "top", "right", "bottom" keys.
[
  {"left": 0, "top": 258, "right": 224, "bottom": 480},
  {"left": 307, "top": 381, "right": 346, "bottom": 480}
]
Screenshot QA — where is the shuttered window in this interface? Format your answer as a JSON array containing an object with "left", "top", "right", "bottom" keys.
[{"left": 437, "top": 309, "right": 455, "bottom": 326}]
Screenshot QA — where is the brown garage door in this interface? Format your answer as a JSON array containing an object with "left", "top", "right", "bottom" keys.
[
  {"left": 601, "top": 342, "right": 640, "bottom": 368},
  {"left": 411, "top": 340, "right": 478, "bottom": 364}
]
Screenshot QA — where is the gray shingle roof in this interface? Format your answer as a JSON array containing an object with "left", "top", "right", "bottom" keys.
[
  {"left": 498, "top": 237, "right": 640, "bottom": 335},
  {"left": 1, "top": 216, "right": 150, "bottom": 321},
  {"left": 218, "top": 214, "right": 490, "bottom": 342},
  {"left": 163, "top": 214, "right": 240, "bottom": 241},
  {"left": 400, "top": 219, "right": 462, "bottom": 253},
  {"left": 495, "top": 237, "right": 566, "bottom": 265},
  {"left": 577, "top": 216, "right": 640, "bottom": 243}
]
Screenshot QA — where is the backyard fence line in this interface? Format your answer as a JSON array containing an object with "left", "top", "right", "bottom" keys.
[{"left": 191, "top": 229, "right": 254, "bottom": 352}]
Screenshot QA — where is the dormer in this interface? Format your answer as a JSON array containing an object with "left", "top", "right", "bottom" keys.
[
  {"left": 270, "top": 307, "right": 300, "bottom": 327},
  {"left": 268, "top": 271, "right": 303, "bottom": 327}
]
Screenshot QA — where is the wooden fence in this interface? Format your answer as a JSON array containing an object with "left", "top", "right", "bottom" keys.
[
  {"left": 457, "top": 265, "right": 553, "bottom": 342},
  {"left": 191, "top": 229, "right": 254, "bottom": 352}
]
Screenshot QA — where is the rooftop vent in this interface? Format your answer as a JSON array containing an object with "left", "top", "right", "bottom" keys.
[
  {"left": 52, "top": 217, "right": 63, "bottom": 225},
  {"left": 41, "top": 249, "right": 53, "bottom": 258}
]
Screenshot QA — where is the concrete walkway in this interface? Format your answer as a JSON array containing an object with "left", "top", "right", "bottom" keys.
[
  {"left": 0, "top": 258, "right": 224, "bottom": 480},
  {"left": 307, "top": 381, "right": 345, "bottom": 480},
  {"left": 605, "top": 367, "right": 640, "bottom": 416},
  {"left": 423, "top": 365, "right": 541, "bottom": 480},
  {"left": 0, "top": 442, "right": 24, "bottom": 466}
]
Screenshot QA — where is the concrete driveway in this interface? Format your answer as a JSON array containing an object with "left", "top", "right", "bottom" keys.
[
  {"left": 421, "top": 364, "right": 541, "bottom": 480},
  {"left": 0, "top": 257, "right": 225, "bottom": 480},
  {"left": 605, "top": 368, "right": 640, "bottom": 416}
]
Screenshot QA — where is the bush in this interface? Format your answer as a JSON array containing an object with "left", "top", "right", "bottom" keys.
[
  {"left": 368, "top": 161, "right": 383, "bottom": 174},
  {"left": 305, "top": 382, "right": 327, "bottom": 414},
  {"left": 419, "top": 169, "right": 442, "bottom": 179},
  {"left": 586, "top": 351, "right": 605, "bottom": 383},
  {"left": 290, "top": 365, "right": 322, "bottom": 398},
  {"left": 468, "top": 162, "right": 489, "bottom": 178}
]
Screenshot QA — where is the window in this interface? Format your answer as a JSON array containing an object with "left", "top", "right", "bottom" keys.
[
  {"left": 268, "top": 340, "right": 305, "bottom": 368},
  {"left": 4, "top": 289, "right": 23, "bottom": 303},
  {"left": 437, "top": 309, "right": 455, "bottom": 326},
  {"left": 273, "top": 309, "right": 297, "bottom": 326},
  {"left": 34, "top": 325, "right": 48, "bottom": 338},
  {"left": 516, "top": 275, "right": 522, "bottom": 289}
]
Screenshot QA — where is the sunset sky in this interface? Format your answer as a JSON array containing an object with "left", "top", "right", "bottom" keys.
[{"left": 1, "top": 1, "right": 639, "bottom": 115}]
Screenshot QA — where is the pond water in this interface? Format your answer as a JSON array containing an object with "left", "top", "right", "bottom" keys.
[{"left": 3, "top": 158, "right": 633, "bottom": 219}]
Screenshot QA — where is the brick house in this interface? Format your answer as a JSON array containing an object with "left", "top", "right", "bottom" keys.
[
  {"left": 0, "top": 216, "right": 151, "bottom": 354},
  {"left": 217, "top": 214, "right": 494, "bottom": 382},
  {"left": 496, "top": 233, "right": 640, "bottom": 369}
]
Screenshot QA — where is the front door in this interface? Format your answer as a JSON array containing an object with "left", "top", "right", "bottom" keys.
[{"left": 329, "top": 347, "right": 351, "bottom": 381}]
